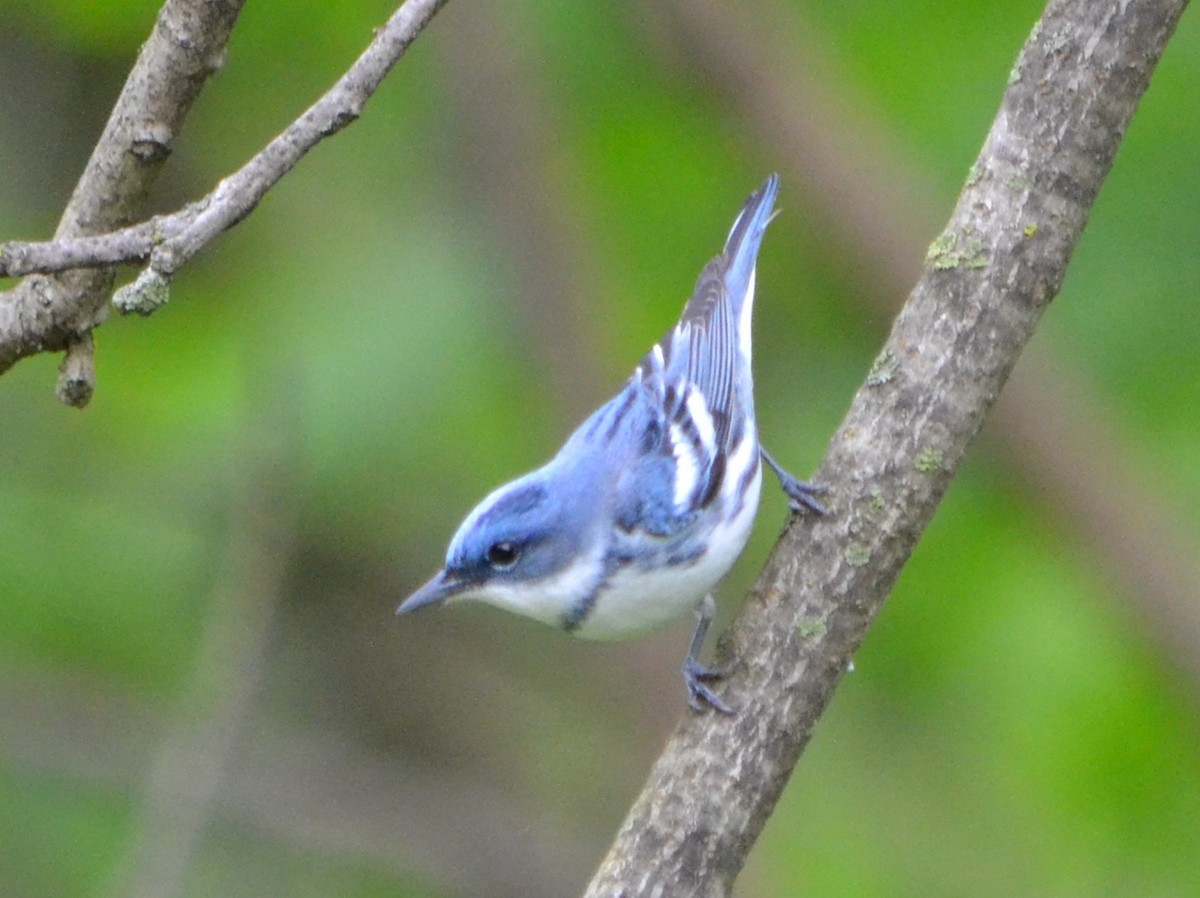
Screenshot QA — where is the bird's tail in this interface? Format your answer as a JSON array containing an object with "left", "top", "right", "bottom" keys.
[{"left": 720, "top": 173, "right": 779, "bottom": 319}]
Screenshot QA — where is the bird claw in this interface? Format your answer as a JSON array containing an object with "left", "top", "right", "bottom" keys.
[
  {"left": 781, "top": 477, "right": 829, "bottom": 516},
  {"left": 761, "top": 447, "right": 829, "bottom": 515},
  {"left": 684, "top": 658, "right": 734, "bottom": 714}
]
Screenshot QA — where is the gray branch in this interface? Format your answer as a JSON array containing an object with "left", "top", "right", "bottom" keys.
[
  {"left": 0, "top": 0, "right": 245, "bottom": 397},
  {"left": 583, "top": 0, "right": 1189, "bottom": 895},
  {"left": 0, "top": 0, "right": 449, "bottom": 400}
]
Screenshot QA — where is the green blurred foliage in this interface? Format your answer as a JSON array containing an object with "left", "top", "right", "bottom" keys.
[{"left": 1, "top": 1, "right": 1198, "bottom": 896}]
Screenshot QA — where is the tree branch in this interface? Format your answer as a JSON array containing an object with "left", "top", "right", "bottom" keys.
[
  {"left": 583, "top": 0, "right": 1189, "bottom": 895},
  {"left": 0, "top": 0, "right": 245, "bottom": 400},
  {"left": 652, "top": 0, "right": 1200, "bottom": 701},
  {"left": 0, "top": 0, "right": 449, "bottom": 401}
]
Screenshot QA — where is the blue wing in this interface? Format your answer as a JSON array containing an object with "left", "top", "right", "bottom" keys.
[{"left": 604, "top": 175, "right": 779, "bottom": 538}]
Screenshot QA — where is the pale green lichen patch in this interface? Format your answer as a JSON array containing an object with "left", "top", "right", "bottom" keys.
[
  {"left": 1024, "top": 222, "right": 1039, "bottom": 237},
  {"left": 113, "top": 268, "right": 170, "bottom": 316},
  {"left": 915, "top": 448, "right": 944, "bottom": 473},
  {"left": 926, "top": 231, "right": 957, "bottom": 267},
  {"left": 865, "top": 489, "right": 886, "bottom": 518},
  {"left": 845, "top": 543, "right": 871, "bottom": 567},
  {"left": 961, "top": 237, "right": 989, "bottom": 268},
  {"left": 925, "top": 230, "right": 989, "bottom": 271},
  {"left": 796, "top": 616, "right": 827, "bottom": 641},
  {"left": 866, "top": 348, "right": 898, "bottom": 386}
]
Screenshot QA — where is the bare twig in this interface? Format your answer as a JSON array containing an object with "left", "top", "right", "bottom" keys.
[
  {"left": 584, "top": 0, "right": 1189, "bottom": 894},
  {"left": 0, "top": 0, "right": 245, "bottom": 395},
  {"left": 0, "top": 0, "right": 450, "bottom": 399},
  {"left": 55, "top": 332, "right": 96, "bottom": 406}
]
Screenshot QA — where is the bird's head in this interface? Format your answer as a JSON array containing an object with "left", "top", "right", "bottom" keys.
[{"left": 397, "top": 470, "right": 598, "bottom": 626}]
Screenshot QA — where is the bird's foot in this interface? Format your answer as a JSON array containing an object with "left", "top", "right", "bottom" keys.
[
  {"left": 761, "top": 447, "right": 829, "bottom": 515},
  {"left": 684, "top": 657, "right": 733, "bottom": 715},
  {"left": 779, "top": 476, "right": 829, "bottom": 516}
]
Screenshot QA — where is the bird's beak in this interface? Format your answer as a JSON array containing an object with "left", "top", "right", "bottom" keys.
[{"left": 396, "top": 569, "right": 470, "bottom": 615}]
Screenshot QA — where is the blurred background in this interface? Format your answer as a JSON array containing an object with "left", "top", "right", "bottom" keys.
[{"left": 2, "top": 0, "right": 1198, "bottom": 895}]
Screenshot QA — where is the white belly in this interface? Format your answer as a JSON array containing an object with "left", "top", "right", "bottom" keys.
[{"left": 576, "top": 461, "right": 763, "bottom": 639}]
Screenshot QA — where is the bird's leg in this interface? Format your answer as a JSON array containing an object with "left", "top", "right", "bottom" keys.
[
  {"left": 761, "top": 446, "right": 828, "bottom": 515},
  {"left": 683, "top": 594, "right": 734, "bottom": 714}
]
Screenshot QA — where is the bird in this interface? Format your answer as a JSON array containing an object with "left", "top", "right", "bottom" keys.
[{"left": 396, "top": 174, "right": 825, "bottom": 713}]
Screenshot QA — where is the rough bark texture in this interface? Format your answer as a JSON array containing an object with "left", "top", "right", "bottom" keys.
[
  {"left": 583, "top": 1, "right": 1189, "bottom": 895},
  {"left": 648, "top": 0, "right": 1200, "bottom": 702},
  {"left": 0, "top": 0, "right": 245, "bottom": 391},
  {"left": 0, "top": 0, "right": 449, "bottom": 402}
]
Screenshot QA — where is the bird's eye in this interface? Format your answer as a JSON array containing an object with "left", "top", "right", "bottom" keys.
[{"left": 487, "top": 541, "right": 520, "bottom": 569}]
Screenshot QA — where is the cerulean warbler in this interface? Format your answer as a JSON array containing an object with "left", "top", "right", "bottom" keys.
[{"left": 397, "top": 175, "right": 824, "bottom": 712}]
